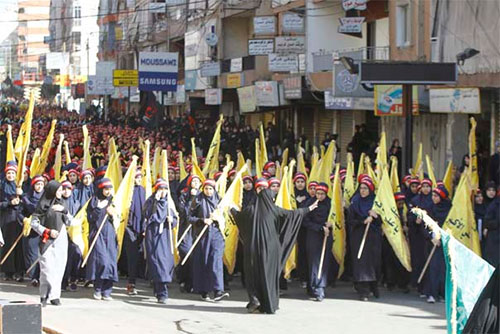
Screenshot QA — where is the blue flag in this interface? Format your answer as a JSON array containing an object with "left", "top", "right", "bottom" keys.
[{"left": 441, "top": 230, "right": 495, "bottom": 334}]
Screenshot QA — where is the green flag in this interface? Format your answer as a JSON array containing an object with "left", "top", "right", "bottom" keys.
[{"left": 441, "top": 230, "right": 495, "bottom": 334}]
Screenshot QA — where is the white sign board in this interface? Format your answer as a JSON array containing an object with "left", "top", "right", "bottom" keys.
[
  {"left": 87, "top": 75, "right": 115, "bottom": 95},
  {"left": 205, "top": 88, "right": 222, "bottom": 105},
  {"left": 342, "top": 0, "right": 367, "bottom": 11},
  {"left": 138, "top": 52, "right": 178, "bottom": 92},
  {"left": 268, "top": 54, "right": 298, "bottom": 72},
  {"left": 283, "top": 75, "right": 302, "bottom": 99},
  {"left": 254, "top": 16, "right": 276, "bottom": 35},
  {"left": 176, "top": 84, "right": 185, "bottom": 103},
  {"left": 282, "top": 12, "right": 304, "bottom": 33},
  {"left": 248, "top": 39, "right": 274, "bottom": 55},
  {"left": 275, "top": 36, "right": 305, "bottom": 54},
  {"left": 429, "top": 88, "right": 480, "bottom": 114},
  {"left": 255, "top": 81, "right": 280, "bottom": 107},
  {"left": 200, "top": 61, "right": 221, "bottom": 77},
  {"left": 230, "top": 58, "right": 243, "bottom": 73},
  {"left": 338, "top": 17, "right": 365, "bottom": 33},
  {"left": 148, "top": 2, "right": 165, "bottom": 13},
  {"left": 237, "top": 86, "right": 257, "bottom": 113},
  {"left": 46, "top": 52, "right": 69, "bottom": 70}
]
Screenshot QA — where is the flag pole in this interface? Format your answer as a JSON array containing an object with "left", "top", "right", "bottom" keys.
[
  {"left": 357, "top": 222, "right": 371, "bottom": 259},
  {"left": 418, "top": 244, "right": 437, "bottom": 284},
  {"left": 0, "top": 231, "right": 23, "bottom": 265},
  {"left": 181, "top": 224, "right": 208, "bottom": 266},
  {"left": 317, "top": 234, "right": 328, "bottom": 278},
  {"left": 168, "top": 218, "right": 174, "bottom": 255},
  {"left": 81, "top": 213, "right": 110, "bottom": 268},
  {"left": 177, "top": 225, "right": 192, "bottom": 245}
]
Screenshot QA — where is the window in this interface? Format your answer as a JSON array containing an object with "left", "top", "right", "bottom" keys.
[
  {"left": 74, "top": 6, "right": 81, "bottom": 26},
  {"left": 72, "top": 31, "right": 81, "bottom": 50},
  {"left": 396, "top": 4, "right": 411, "bottom": 47}
]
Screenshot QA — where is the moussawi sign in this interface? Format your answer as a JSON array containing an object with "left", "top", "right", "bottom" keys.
[{"left": 138, "top": 52, "right": 179, "bottom": 92}]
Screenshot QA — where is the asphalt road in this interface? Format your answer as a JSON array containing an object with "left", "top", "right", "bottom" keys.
[{"left": 0, "top": 278, "right": 447, "bottom": 334}]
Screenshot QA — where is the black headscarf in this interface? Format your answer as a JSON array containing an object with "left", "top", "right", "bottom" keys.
[
  {"left": 1, "top": 178, "right": 17, "bottom": 200},
  {"left": 350, "top": 188, "right": 375, "bottom": 218},
  {"left": 431, "top": 197, "right": 452, "bottom": 226},
  {"left": 34, "top": 181, "right": 62, "bottom": 216}
]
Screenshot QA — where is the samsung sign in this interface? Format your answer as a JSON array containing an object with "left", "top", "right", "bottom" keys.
[{"left": 139, "top": 52, "right": 179, "bottom": 92}]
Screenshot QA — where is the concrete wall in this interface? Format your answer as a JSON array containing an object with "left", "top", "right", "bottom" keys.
[{"left": 222, "top": 17, "right": 251, "bottom": 59}]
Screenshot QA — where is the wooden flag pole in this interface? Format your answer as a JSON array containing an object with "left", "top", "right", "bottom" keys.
[
  {"left": 81, "top": 214, "right": 109, "bottom": 268},
  {"left": 26, "top": 257, "right": 40, "bottom": 275},
  {"left": 317, "top": 234, "right": 328, "bottom": 278},
  {"left": 177, "top": 225, "right": 192, "bottom": 245},
  {"left": 181, "top": 224, "right": 208, "bottom": 266},
  {"left": 418, "top": 244, "right": 437, "bottom": 284},
  {"left": 0, "top": 231, "right": 23, "bottom": 265},
  {"left": 168, "top": 218, "right": 174, "bottom": 255},
  {"left": 357, "top": 222, "right": 371, "bottom": 259}
]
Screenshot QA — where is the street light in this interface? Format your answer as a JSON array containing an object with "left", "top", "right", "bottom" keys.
[
  {"left": 339, "top": 56, "right": 359, "bottom": 74},
  {"left": 456, "top": 48, "right": 480, "bottom": 65}
]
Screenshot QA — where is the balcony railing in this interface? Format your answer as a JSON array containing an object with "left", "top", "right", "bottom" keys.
[{"left": 312, "top": 46, "right": 390, "bottom": 72}]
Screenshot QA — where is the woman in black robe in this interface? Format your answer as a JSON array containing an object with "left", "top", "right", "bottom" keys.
[
  {"left": 231, "top": 178, "right": 318, "bottom": 314},
  {"left": 187, "top": 179, "right": 228, "bottom": 302},
  {"left": 348, "top": 177, "right": 382, "bottom": 301},
  {"left": 29, "top": 180, "right": 72, "bottom": 306},
  {"left": 20, "top": 175, "right": 45, "bottom": 285},
  {"left": 303, "top": 182, "right": 331, "bottom": 301},
  {"left": 483, "top": 190, "right": 499, "bottom": 268},
  {"left": 144, "top": 179, "right": 178, "bottom": 303},
  {"left": 422, "top": 185, "right": 451, "bottom": 303},
  {"left": 0, "top": 162, "right": 24, "bottom": 281},
  {"left": 407, "top": 178, "right": 433, "bottom": 292},
  {"left": 293, "top": 172, "right": 310, "bottom": 288}
]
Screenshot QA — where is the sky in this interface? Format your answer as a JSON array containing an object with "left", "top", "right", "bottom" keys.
[{"left": 0, "top": 0, "right": 19, "bottom": 43}]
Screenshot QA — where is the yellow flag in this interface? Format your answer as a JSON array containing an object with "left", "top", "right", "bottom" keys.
[
  {"left": 152, "top": 146, "right": 161, "bottom": 180},
  {"left": 217, "top": 164, "right": 246, "bottom": 273},
  {"left": 190, "top": 137, "right": 205, "bottom": 181},
  {"left": 67, "top": 200, "right": 90, "bottom": 258},
  {"left": 442, "top": 173, "right": 481, "bottom": 256},
  {"left": 443, "top": 160, "right": 454, "bottom": 197},
  {"left": 280, "top": 148, "right": 289, "bottom": 180},
  {"left": 375, "top": 132, "right": 387, "bottom": 175},
  {"left": 425, "top": 154, "right": 437, "bottom": 188},
  {"left": 320, "top": 145, "right": 325, "bottom": 159},
  {"left": 390, "top": 156, "right": 401, "bottom": 193},
  {"left": 160, "top": 149, "right": 168, "bottom": 180},
  {"left": 255, "top": 138, "right": 262, "bottom": 178},
  {"left": 6, "top": 125, "right": 15, "bottom": 163},
  {"left": 82, "top": 125, "right": 93, "bottom": 170},
  {"left": 287, "top": 159, "right": 297, "bottom": 209},
  {"left": 216, "top": 162, "right": 234, "bottom": 198},
  {"left": 412, "top": 143, "right": 423, "bottom": 178},
  {"left": 191, "top": 137, "right": 199, "bottom": 167},
  {"left": 364, "top": 156, "right": 379, "bottom": 189},
  {"left": 113, "top": 156, "right": 139, "bottom": 259},
  {"left": 202, "top": 115, "right": 223, "bottom": 176},
  {"left": 372, "top": 168, "right": 412, "bottom": 272},
  {"left": 53, "top": 134, "right": 64, "bottom": 181},
  {"left": 316, "top": 140, "right": 336, "bottom": 185},
  {"left": 259, "top": 123, "right": 268, "bottom": 166},
  {"left": 469, "top": 117, "right": 479, "bottom": 190},
  {"left": 275, "top": 166, "right": 296, "bottom": 278},
  {"left": 311, "top": 146, "right": 319, "bottom": 172},
  {"left": 108, "top": 137, "right": 119, "bottom": 161},
  {"left": 178, "top": 151, "right": 187, "bottom": 181},
  {"left": 64, "top": 140, "right": 71, "bottom": 165},
  {"left": 356, "top": 152, "right": 366, "bottom": 186},
  {"left": 35, "top": 119, "right": 57, "bottom": 175},
  {"left": 30, "top": 148, "right": 41, "bottom": 178},
  {"left": 344, "top": 153, "right": 356, "bottom": 207},
  {"left": 104, "top": 152, "right": 123, "bottom": 190},
  {"left": 329, "top": 165, "right": 346, "bottom": 277},
  {"left": 236, "top": 151, "right": 247, "bottom": 177},
  {"left": 297, "top": 144, "right": 307, "bottom": 178},
  {"left": 16, "top": 93, "right": 35, "bottom": 186},
  {"left": 142, "top": 140, "right": 153, "bottom": 198}
]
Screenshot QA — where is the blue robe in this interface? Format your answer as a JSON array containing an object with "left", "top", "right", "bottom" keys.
[
  {"left": 303, "top": 196, "right": 332, "bottom": 298},
  {"left": 144, "top": 195, "right": 178, "bottom": 283},
  {"left": 407, "top": 193, "right": 433, "bottom": 287},
  {"left": 188, "top": 192, "right": 225, "bottom": 294},
  {"left": 124, "top": 185, "right": 146, "bottom": 284},
  {"left": 85, "top": 196, "right": 118, "bottom": 282},
  {"left": 73, "top": 183, "right": 94, "bottom": 212},
  {"left": 63, "top": 194, "right": 82, "bottom": 284},
  {"left": 20, "top": 190, "right": 42, "bottom": 279},
  {"left": 483, "top": 198, "right": 499, "bottom": 268},
  {"left": 0, "top": 179, "right": 24, "bottom": 275}
]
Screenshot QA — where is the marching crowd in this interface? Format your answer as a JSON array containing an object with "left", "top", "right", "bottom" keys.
[{"left": 0, "top": 101, "right": 499, "bottom": 315}]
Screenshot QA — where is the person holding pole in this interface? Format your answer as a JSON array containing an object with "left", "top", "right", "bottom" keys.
[
  {"left": 0, "top": 161, "right": 24, "bottom": 281},
  {"left": 29, "top": 181, "right": 72, "bottom": 306},
  {"left": 187, "top": 179, "right": 228, "bottom": 302},
  {"left": 302, "top": 182, "right": 332, "bottom": 302},
  {"left": 85, "top": 178, "right": 117, "bottom": 301},
  {"left": 124, "top": 169, "right": 145, "bottom": 296},
  {"left": 144, "top": 178, "right": 177, "bottom": 304},
  {"left": 347, "top": 177, "right": 381, "bottom": 301},
  {"left": 422, "top": 185, "right": 451, "bottom": 303}
]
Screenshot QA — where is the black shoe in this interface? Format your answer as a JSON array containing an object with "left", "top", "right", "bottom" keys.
[
  {"left": 247, "top": 301, "right": 260, "bottom": 313},
  {"left": 200, "top": 293, "right": 212, "bottom": 302},
  {"left": 40, "top": 297, "right": 48, "bottom": 307},
  {"left": 371, "top": 287, "right": 380, "bottom": 299},
  {"left": 213, "top": 291, "right": 229, "bottom": 302},
  {"left": 50, "top": 299, "right": 61, "bottom": 306},
  {"left": 359, "top": 295, "right": 369, "bottom": 301}
]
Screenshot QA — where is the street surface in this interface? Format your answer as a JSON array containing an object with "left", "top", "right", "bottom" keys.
[{"left": 0, "top": 278, "right": 446, "bottom": 334}]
